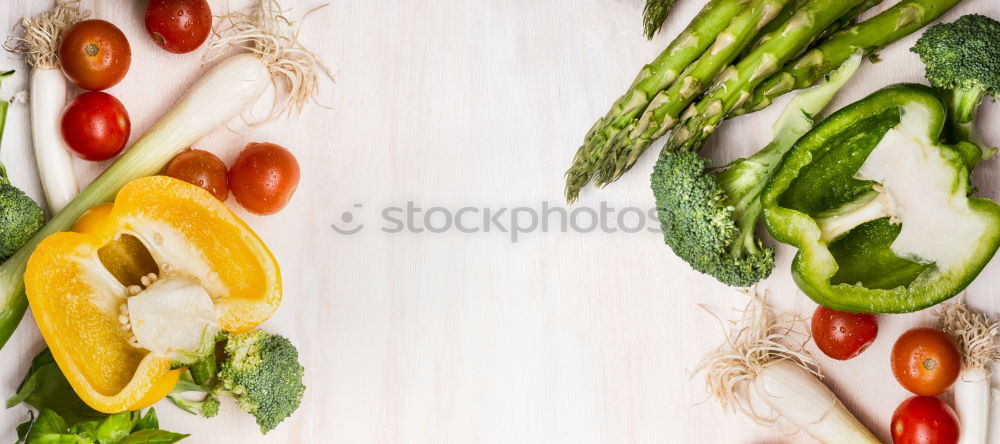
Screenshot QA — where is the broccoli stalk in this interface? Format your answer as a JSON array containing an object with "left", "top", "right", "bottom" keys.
[
  {"left": 911, "top": 14, "right": 1000, "bottom": 155},
  {"left": 0, "top": 70, "right": 45, "bottom": 262},
  {"left": 167, "top": 374, "right": 221, "bottom": 418},
  {"left": 651, "top": 52, "right": 863, "bottom": 287},
  {"left": 166, "top": 330, "right": 305, "bottom": 434}
]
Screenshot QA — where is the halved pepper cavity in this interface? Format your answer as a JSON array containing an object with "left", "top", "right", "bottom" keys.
[
  {"left": 25, "top": 176, "right": 281, "bottom": 413},
  {"left": 762, "top": 85, "right": 1000, "bottom": 314}
]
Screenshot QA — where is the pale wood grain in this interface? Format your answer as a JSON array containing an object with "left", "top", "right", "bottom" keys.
[{"left": 1, "top": 0, "right": 998, "bottom": 443}]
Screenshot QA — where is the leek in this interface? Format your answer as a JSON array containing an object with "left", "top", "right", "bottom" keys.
[
  {"left": 698, "top": 293, "right": 879, "bottom": 443},
  {"left": 936, "top": 302, "right": 999, "bottom": 444},
  {"left": 5, "top": 0, "right": 85, "bottom": 213}
]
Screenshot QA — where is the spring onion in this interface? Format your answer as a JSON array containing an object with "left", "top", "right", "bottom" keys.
[
  {"left": 935, "top": 302, "right": 999, "bottom": 444},
  {"left": 698, "top": 293, "right": 879, "bottom": 443},
  {"left": 4, "top": 0, "right": 85, "bottom": 213},
  {"left": 0, "top": 0, "right": 330, "bottom": 349}
]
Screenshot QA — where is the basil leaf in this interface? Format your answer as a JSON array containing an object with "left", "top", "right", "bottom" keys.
[
  {"left": 69, "top": 421, "right": 100, "bottom": 440},
  {"left": 6, "top": 349, "right": 103, "bottom": 425},
  {"left": 16, "top": 411, "right": 35, "bottom": 443},
  {"left": 23, "top": 410, "right": 94, "bottom": 443},
  {"left": 119, "top": 430, "right": 189, "bottom": 444},
  {"left": 25, "top": 434, "right": 92, "bottom": 444},
  {"left": 6, "top": 350, "right": 55, "bottom": 407},
  {"left": 133, "top": 409, "right": 159, "bottom": 432},
  {"left": 94, "top": 412, "right": 132, "bottom": 444},
  {"left": 30, "top": 410, "right": 67, "bottom": 435}
]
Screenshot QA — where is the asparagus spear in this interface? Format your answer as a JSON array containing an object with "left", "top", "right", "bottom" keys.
[
  {"left": 644, "top": 0, "right": 679, "bottom": 40},
  {"left": 594, "top": 0, "right": 792, "bottom": 186},
  {"left": 565, "top": 0, "right": 747, "bottom": 202},
  {"left": 599, "top": 0, "right": 885, "bottom": 187},
  {"left": 732, "top": 0, "right": 964, "bottom": 116},
  {"left": 666, "top": 0, "right": 866, "bottom": 152},
  {"left": 596, "top": 0, "right": 792, "bottom": 184}
]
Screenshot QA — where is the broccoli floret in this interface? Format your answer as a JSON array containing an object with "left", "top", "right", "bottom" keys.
[
  {"left": 218, "top": 331, "right": 305, "bottom": 433},
  {"left": 651, "top": 150, "right": 775, "bottom": 287},
  {"left": 650, "top": 52, "right": 865, "bottom": 287},
  {"left": 911, "top": 14, "right": 1000, "bottom": 146},
  {"left": 0, "top": 182, "right": 44, "bottom": 261},
  {"left": 166, "top": 330, "right": 305, "bottom": 434},
  {"left": 0, "top": 69, "right": 44, "bottom": 262}
]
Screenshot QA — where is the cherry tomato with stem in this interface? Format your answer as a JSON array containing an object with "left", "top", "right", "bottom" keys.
[
  {"left": 890, "top": 396, "right": 960, "bottom": 444},
  {"left": 59, "top": 19, "right": 131, "bottom": 91},
  {"left": 61, "top": 92, "right": 131, "bottom": 161},
  {"left": 164, "top": 149, "right": 230, "bottom": 201},
  {"left": 811, "top": 306, "right": 878, "bottom": 360},
  {"left": 891, "top": 327, "right": 961, "bottom": 396},
  {"left": 229, "top": 143, "right": 300, "bottom": 215},
  {"left": 145, "top": 0, "right": 213, "bottom": 54}
]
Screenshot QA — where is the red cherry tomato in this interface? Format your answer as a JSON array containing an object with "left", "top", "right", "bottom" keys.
[
  {"left": 891, "top": 396, "right": 960, "bottom": 444},
  {"left": 891, "top": 327, "right": 961, "bottom": 396},
  {"left": 229, "top": 143, "right": 300, "bottom": 215},
  {"left": 145, "top": 0, "right": 212, "bottom": 54},
  {"left": 164, "top": 149, "right": 230, "bottom": 201},
  {"left": 61, "top": 92, "right": 131, "bottom": 161},
  {"left": 810, "top": 306, "right": 878, "bottom": 360},
  {"left": 59, "top": 20, "right": 131, "bottom": 91}
]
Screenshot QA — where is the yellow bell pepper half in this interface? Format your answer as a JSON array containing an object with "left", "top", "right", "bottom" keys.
[{"left": 25, "top": 176, "right": 282, "bottom": 413}]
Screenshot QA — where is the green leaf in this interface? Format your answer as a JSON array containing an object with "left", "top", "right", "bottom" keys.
[
  {"left": 31, "top": 410, "right": 68, "bottom": 435},
  {"left": 7, "top": 349, "right": 103, "bottom": 425},
  {"left": 187, "top": 353, "right": 217, "bottom": 386},
  {"left": 119, "top": 431, "right": 189, "bottom": 444},
  {"left": 7, "top": 349, "right": 57, "bottom": 407},
  {"left": 94, "top": 412, "right": 132, "bottom": 444},
  {"left": 132, "top": 409, "right": 159, "bottom": 432},
  {"left": 25, "top": 435, "right": 92, "bottom": 444},
  {"left": 16, "top": 411, "right": 35, "bottom": 443},
  {"left": 69, "top": 421, "right": 100, "bottom": 440},
  {"left": 22, "top": 410, "right": 96, "bottom": 443}
]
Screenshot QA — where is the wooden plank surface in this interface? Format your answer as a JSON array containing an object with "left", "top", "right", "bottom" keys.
[{"left": 1, "top": 0, "right": 998, "bottom": 442}]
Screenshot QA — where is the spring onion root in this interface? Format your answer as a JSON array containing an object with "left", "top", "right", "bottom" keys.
[
  {"left": 698, "top": 292, "right": 879, "bottom": 443},
  {"left": 935, "top": 301, "right": 999, "bottom": 444},
  {"left": 209, "top": 0, "right": 333, "bottom": 124},
  {"left": 4, "top": 1, "right": 86, "bottom": 213},
  {"left": 0, "top": 0, "right": 330, "bottom": 350}
]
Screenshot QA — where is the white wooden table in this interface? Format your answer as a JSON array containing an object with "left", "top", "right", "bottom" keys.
[{"left": 1, "top": 1, "right": 998, "bottom": 442}]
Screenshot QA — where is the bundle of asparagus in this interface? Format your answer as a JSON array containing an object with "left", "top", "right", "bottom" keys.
[{"left": 566, "top": 0, "right": 964, "bottom": 202}]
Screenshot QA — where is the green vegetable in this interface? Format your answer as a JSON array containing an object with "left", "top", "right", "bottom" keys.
[
  {"left": 167, "top": 330, "right": 306, "bottom": 434},
  {"left": 762, "top": 85, "right": 1000, "bottom": 313},
  {"left": 733, "top": 0, "right": 965, "bottom": 117},
  {"left": 9, "top": 349, "right": 189, "bottom": 444},
  {"left": 910, "top": 14, "right": 1000, "bottom": 150},
  {"left": 599, "top": 0, "right": 793, "bottom": 188},
  {"left": 6, "top": 349, "right": 103, "bottom": 424},
  {"left": 167, "top": 373, "right": 221, "bottom": 419},
  {"left": 651, "top": 51, "right": 861, "bottom": 286},
  {"left": 666, "top": 0, "right": 869, "bottom": 153},
  {"left": 15, "top": 409, "right": 188, "bottom": 444},
  {"left": 644, "top": 0, "right": 678, "bottom": 40},
  {"left": 0, "top": 70, "right": 44, "bottom": 262},
  {"left": 565, "top": 0, "right": 748, "bottom": 202},
  {"left": 7, "top": 349, "right": 188, "bottom": 444}
]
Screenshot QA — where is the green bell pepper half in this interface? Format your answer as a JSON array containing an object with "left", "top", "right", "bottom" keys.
[{"left": 761, "top": 84, "right": 1000, "bottom": 313}]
